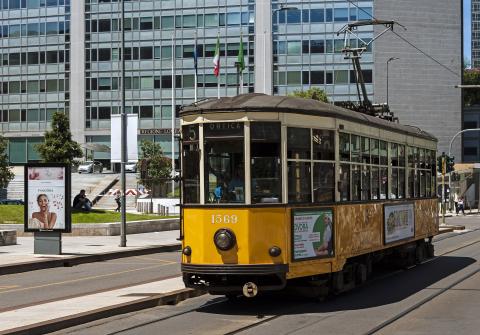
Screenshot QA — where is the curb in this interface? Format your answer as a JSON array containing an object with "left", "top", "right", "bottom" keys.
[
  {"left": 0, "top": 243, "right": 181, "bottom": 276},
  {"left": 1, "top": 288, "right": 206, "bottom": 335}
]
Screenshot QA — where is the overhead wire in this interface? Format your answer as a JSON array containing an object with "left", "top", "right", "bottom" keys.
[{"left": 347, "top": 0, "right": 460, "bottom": 78}]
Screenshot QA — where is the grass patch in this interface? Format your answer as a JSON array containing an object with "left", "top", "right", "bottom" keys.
[{"left": 0, "top": 205, "right": 174, "bottom": 224}]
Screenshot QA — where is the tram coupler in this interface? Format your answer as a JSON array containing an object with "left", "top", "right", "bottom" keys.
[{"left": 242, "top": 282, "right": 258, "bottom": 298}]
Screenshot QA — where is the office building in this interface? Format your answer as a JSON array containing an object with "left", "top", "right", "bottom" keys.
[{"left": 0, "top": 0, "right": 462, "bottom": 165}]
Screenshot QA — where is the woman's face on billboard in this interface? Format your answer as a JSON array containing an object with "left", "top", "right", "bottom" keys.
[{"left": 37, "top": 195, "right": 49, "bottom": 212}]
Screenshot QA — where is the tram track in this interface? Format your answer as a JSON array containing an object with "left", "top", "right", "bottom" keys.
[{"left": 60, "top": 229, "right": 480, "bottom": 335}]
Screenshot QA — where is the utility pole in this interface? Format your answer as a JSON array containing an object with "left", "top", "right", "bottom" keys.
[
  {"left": 119, "top": 0, "right": 127, "bottom": 247},
  {"left": 441, "top": 152, "right": 446, "bottom": 225}
]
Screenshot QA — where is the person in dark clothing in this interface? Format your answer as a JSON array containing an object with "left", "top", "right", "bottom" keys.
[
  {"left": 73, "top": 190, "right": 92, "bottom": 211},
  {"left": 114, "top": 193, "right": 121, "bottom": 212}
]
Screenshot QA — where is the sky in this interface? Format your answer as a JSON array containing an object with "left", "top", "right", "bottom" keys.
[{"left": 465, "top": 0, "right": 471, "bottom": 65}]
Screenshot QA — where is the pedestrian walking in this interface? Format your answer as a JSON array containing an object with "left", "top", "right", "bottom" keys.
[
  {"left": 114, "top": 193, "right": 121, "bottom": 212},
  {"left": 457, "top": 197, "right": 465, "bottom": 215},
  {"left": 453, "top": 192, "right": 459, "bottom": 214}
]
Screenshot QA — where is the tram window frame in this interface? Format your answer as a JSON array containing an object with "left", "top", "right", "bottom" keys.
[
  {"left": 251, "top": 122, "right": 282, "bottom": 204},
  {"left": 339, "top": 132, "right": 350, "bottom": 161},
  {"left": 361, "top": 137, "right": 370, "bottom": 164},
  {"left": 312, "top": 129, "right": 334, "bottom": 161},
  {"left": 287, "top": 127, "right": 311, "bottom": 159},
  {"left": 288, "top": 161, "right": 311, "bottom": 203},
  {"left": 203, "top": 122, "right": 245, "bottom": 204},
  {"left": 313, "top": 162, "right": 335, "bottom": 203},
  {"left": 338, "top": 164, "right": 350, "bottom": 201},
  {"left": 351, "top": 135, "right": 361, "bottom": 162},
  {"left": 182, "top": 124, "right": 200, "bottom": 204},
  {"left": 371, "top": 138, "right": 379, "bottom": 165}
]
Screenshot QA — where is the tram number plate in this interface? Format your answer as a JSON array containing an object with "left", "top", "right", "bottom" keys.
[{"left": 211, "top": 214, "right": 238, "bottom": 224}]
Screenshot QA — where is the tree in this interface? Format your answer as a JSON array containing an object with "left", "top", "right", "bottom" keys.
[
  {"left": 290, "top": 87, "right": 329, "bottom": 103},
  {"left": 36, "top": 112, "right": 83, "bottom": 164},
  {"left": 0, "top": 135, "right": 14, "bottom": 189},
  {"left": 138, "top": 141, "right": 172, "bottom": 202},
  {"left": 463, "top": 69, "right": 480, "bottom": 107}
]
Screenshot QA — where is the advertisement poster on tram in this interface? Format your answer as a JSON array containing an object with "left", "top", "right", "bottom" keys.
[
  {"left": 383, "top": 203, "right": 415, "bottom": 244},
  {"left": 292, "top": 208, "right": 334, "bottom": 261},
  {"left": 24, "top": 164, "right": 71, "bottom": 232}
]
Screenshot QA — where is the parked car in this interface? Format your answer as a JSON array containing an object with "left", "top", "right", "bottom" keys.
[
  {"left": 0, "top": 199, "right": 24, "bottom": 205},
  {"left": 78, "top": 161, "right": 103, "bottom": 174},
  {"left": 125, "top": 162, "right": 138, "bottom": 173}
]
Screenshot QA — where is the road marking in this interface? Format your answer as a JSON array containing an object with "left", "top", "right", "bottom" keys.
[
  {"left": 0, "top": 285, "right": 19, "bottom": 290},
  {"left": 133, "top": 256, "right": 176, "bottom": 263},
  {"left": 0, "top": 263, "right": 176, "bottom": 295}
]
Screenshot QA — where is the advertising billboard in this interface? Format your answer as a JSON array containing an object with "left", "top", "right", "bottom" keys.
[
  {"left": 384, "top": 203, "right": 415, "bottom": 244},
  {"left": 24, "top": 164, "right": 71, "bottom": 232},
  {"left": 292, "top": 208, "right": 334, "bottom": 261}
]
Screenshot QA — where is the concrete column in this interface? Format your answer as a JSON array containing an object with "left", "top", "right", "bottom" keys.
[
  {"left": 254, "top": 0, "right": 273, "bottom": 95},
  {"left": 70, "top": 0, "right": 86, "bottom": 146}
]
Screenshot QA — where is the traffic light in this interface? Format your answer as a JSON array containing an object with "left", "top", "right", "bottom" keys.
[
  {"left": 446, "top": 155, "right": 455, "bottom": 173},
  {"left": 437, "top": 155, "right": 443, "bottom": 174}
]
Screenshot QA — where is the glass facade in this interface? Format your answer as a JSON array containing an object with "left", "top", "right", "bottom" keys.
[
  {"left": 84, "top": 0, "right": 255, "bottom": 158},
  {"left": 1, "top": 0, "right": 376, "bottom": 164},
  {"left": 272, "top": 0, "right": 373, "bottom": 101},
  {"left": 0, "top": 0, "right": 70, "bottom": 163}
]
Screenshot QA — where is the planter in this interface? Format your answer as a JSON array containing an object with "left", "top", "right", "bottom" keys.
[{"left": 2, "top": 218, "right": 179, "bottom": 236}]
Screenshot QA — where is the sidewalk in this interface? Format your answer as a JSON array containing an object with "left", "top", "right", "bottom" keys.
[{"left": 0, "top": 230, "right": 181, "bottom": 275}]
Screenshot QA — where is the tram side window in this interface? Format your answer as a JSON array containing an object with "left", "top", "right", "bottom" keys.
[
  {"left": 419, "top": 149, "right": 426, "bottom": 197},
  {"left": 361, "top": 165, "right": 370, "bottom": 200},
  {"left": 288, "top": 161, "right": 311, "bottom": 203},
  {"left": 312, "top": 129, "right": 335, "bottom": 203},
  {"left": 313, "top": 129, "right": 334, "bottom": 160},
  {"left": 371, "top": 166, "right": 380, "bottom": 199},
  {"left": 251, "top": 122, "right": 282, "bottom": 204},
  {"left": 371, "top": 139, "right": 379, "bottom": 165},
  {"left": 351, "top": 165, "right": 361, "bottom": 201},
  {"left": 182, "top": 124, "right": 200, "bottom": 204},
  {"left": 204, "top": 122, "right": 245, "bottom": 204},
  {"left": 351, "top": 135, "right": 361, "bottom": 162},
  {"left": 287, "top": 127, "right": 311, "bottom": 159},
  {"left": 288, "top": 127, "right": 312, "bottom": 203},
  {"left": 340, "top": 133, "right": 350, "bottom": 161},
  {"left": 361, "top": 137, "right": 370, "bottom": 164},
  {"left": 313, "top": 163, "right": 335, "bottom": 202},
  {"left": 380, "top": 167, "right": 388, "bottom": 199},
  {"left": 339, "top": 164, "right": 350, "bottom": 201}
]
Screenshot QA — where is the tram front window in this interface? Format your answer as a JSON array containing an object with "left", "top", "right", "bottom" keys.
[{"left": 204, "top": 122, "right": 245, "bottom": 204}]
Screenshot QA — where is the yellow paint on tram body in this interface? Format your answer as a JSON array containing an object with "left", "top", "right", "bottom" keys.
[{"left": 182, "top": 198, "right": 438, "bottom": 279}]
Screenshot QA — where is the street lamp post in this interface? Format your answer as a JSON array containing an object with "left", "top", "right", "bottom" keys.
[{"left": 386, "top": 57, "right": 399, "bottom": 105}]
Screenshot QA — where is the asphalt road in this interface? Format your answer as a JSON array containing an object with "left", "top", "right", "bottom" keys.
[
  {"left": 51, "top": 214, "right": 480, "bottom": 335},
  {"left": 0, "top": 251, "right": 181, "bottom": 313}
]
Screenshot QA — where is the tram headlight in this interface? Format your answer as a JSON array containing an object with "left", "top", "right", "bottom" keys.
[
  {"left": 269, "top": 246, "right": 282, "bottom": 257},
  {"left": 182, "top": 246, "right": 192, "bottom": 256},
  {"left": 214, "top": 229, "right": 236, "bottom": 251}
]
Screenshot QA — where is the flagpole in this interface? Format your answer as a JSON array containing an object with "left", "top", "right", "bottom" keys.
[
  {"left": 171, "top": 35, "right": 176, "bottom": 193},
  {"left": 194, "top": 31, "right": 198, "bottom": 103}
]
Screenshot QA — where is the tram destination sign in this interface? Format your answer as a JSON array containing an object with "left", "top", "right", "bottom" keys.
[
  {"left": 139, "top": 128, "right": 180, "bottom": 135},
  {"left": 383, "top": 203, "right": 415, "bottom": 244},
  {"left": 291, "top": 208, "right": 334, "bottom": 261}
]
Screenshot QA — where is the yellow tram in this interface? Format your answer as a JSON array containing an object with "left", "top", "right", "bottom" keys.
[{"left": 179, "top": 94, "right": 438, "bottom": 297}]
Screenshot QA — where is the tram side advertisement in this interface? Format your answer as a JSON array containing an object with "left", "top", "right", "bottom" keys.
[
  {"left": 292, "top": 208, "right": 334, "bottom": 261},
  {"left": 383, "top": 203, "right": 415, "bottom": 244}
]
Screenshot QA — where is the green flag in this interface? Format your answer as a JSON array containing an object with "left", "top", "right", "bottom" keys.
[{"left": 237, "top": 33, "right": 245, "bottom": 73}]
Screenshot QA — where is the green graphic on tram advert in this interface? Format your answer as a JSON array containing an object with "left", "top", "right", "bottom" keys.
[{"left": 293, "top": 209, "right": 334, "bottom": 260}]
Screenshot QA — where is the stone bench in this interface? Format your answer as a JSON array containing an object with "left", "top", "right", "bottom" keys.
[{"left": 0, "top": 230, "right": 17, "bottom": 246}]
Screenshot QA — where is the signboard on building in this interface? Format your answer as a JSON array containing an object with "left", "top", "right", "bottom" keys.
[
  {"left": 24, "top": 164, "right": 71, "bottom": 232},
  {"left": 292, "top": 208, "right": 334, "bottom": 261},
  {"left": 111, "top": 114, "right": 139, "bottom": 163},
  {"left": 139, "top": 128, "right": 180, "bottom": 135},
  {"left": 383, "top": 203, "right": 415, "bottom": 244}
]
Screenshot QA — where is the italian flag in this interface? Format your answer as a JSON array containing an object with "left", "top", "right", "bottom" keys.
[{"left": 213, "top": 35, "right": 220, "bottom": 77}]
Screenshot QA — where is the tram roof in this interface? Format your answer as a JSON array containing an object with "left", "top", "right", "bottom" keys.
[{"left": 181, "top": 93, "right": 437, "bottom": 142}]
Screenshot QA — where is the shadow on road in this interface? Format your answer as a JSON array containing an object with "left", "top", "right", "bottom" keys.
[{"left": 195, "top": 256, "right": 476, "bottom": 316}]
